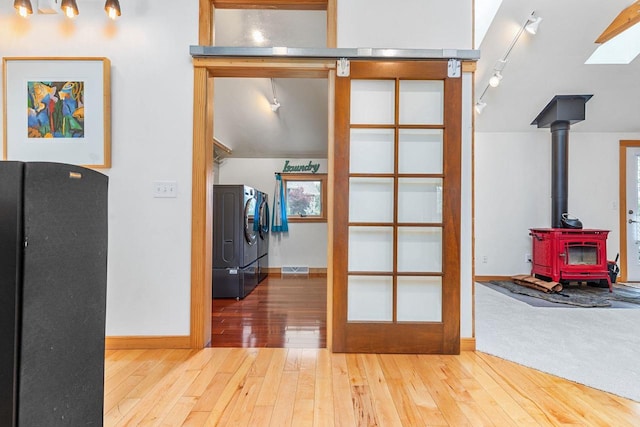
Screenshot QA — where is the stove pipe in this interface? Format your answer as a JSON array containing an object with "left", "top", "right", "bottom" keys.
[
  {"left": 550, "top": 121, "right": 569, "bottom": 228},
  {"left": 531, "top": 95, "right": 592, "bottom": 228}
]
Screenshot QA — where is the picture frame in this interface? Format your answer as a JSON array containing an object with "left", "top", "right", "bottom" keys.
[{"left": 2, "top": 57, "right": 111, "bottom": 168}]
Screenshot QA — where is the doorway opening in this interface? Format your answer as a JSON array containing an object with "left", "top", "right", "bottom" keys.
[
  {"left": 211, "top": 76, "right": 330, "bottom": 348},
  {"left": 619, "top": 140, "right": 640, "bottom": 282}
]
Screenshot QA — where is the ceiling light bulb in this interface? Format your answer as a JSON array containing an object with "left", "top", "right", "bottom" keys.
[
  {"left": 105, "top": 0, "right": 121, "bottom": 19},
  {"left": 14, "top": 0, "right": 33, "bottom": 17},
  {"left": 489, "top": 72, "right": 503, "bottom": 87},
  {"left": 61, "top": 0, "right": 79, "bottom": 18},
  {"left": 270, "top": 100, "right": 281, "bottom": 112},
  {"left": 252, "top": 30, "right": 265, "bottom": 44},
  {"left": 475, "top": 101, "right": 487, "bottom": 114},
  {"left": 525, "top": 16, "right": 542, "bottom": 35}
]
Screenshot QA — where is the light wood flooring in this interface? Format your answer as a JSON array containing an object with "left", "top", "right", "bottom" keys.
[{"left": 104, "top": 347, "right": 640, "bottom": 426}]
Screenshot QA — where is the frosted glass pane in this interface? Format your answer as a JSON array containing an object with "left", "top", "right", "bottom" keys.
[
  {"left": 397, "top": 227, "right": 442, "bottom": 272},
  {"left": 214, "top": 10, "right": 327, "bottom": 48},
  {"left": 350, "top": 178, "right": 394, "bottom": 223},
  {"left": 348, "top": 276, "right": 393, "bottom": 321},
  {"left": 398, "top": 129, "right": 443, "bottom": 174},
  {"left": 350, "top": 129, "right": 395, "bottom": 174},
  {"left": 351, "top": 80, "right": 395, "bottom": 125},
  {"left": 349, "top": 227, "right": 393, "bottom": 272},
  {"left": 398, "top": 178, "right": 442, "bottom": 223},
  {"left": 397, "top": 277, "right": 442, "bottom": 322},
  {"left": 398, "top": 80, "right": 443, "bottom": 125}
]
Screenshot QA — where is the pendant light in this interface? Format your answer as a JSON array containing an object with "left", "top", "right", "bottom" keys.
[
  {"left": 104, "top": 0, "right": 121, "bottom": 20},
  {"left": 14, "top": 0, "right": 33, "bottom": 17},
  {"left": 61, "top": 0, "right": 79, "bottom": 18}
]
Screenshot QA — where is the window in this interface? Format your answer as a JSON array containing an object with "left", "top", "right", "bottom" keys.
[{"left": 281, "top": 174, "right": 327, "bottom": 222}]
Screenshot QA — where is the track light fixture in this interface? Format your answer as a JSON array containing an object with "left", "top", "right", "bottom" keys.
[
  {"left": 60, "top": 0, "right": 79, "bottom": 18},
  {"left": 13, "top": 0, "right": 123, "bottom": 19},
  {"left": 270, "top": 78, "right": 281, "bottom": 112},
  {"left": 104, "top": 0, "right": 121, "bottom": 19},
  {"left": 525, "top": 16, "right": 543, "bottom": 35},
  {"left": 475, "top": 11, "right": 542, "bottom": 114},
  {"left": 475, "top": 101, "right": 487, "bottom": 114},
  {"left": 14, "top": 0, "right": 32, "bottom": 17},
  {"left": 489, "top": 71, "right": 503, "bottom": 87}
]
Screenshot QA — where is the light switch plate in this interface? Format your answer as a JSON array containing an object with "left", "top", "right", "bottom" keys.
[{"left": 153, "top": 181, "right": 177, "bottom": 198}]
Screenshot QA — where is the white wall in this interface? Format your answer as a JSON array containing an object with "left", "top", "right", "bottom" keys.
[
  {"left": 475, "top": 131, "right": 640, "bottom": 276},
  {"left": 217, "top": 158, "right": 328, "bottom": 268},
  {"left": 337, "top": 0, "right": 472, "bottom": 49},
  {"left": 0, "top": 1, "right": 197, "bottom": 336}
]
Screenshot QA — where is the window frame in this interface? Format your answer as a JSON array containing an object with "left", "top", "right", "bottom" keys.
[{"left": 281, "top": 173, "right": 327, "bottom": 222}]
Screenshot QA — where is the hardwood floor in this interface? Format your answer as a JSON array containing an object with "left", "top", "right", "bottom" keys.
[
  {"left": 104, "top": 348, "right": 640, "bottom": 426},
  {"left": 104, "top": 276, "right": 640, "bottom": 424},
  {"left": 211, "top": 275, "right": 327, "bottom": 348}
]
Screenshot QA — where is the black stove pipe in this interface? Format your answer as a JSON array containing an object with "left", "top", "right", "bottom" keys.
[
  {"left": 551, "top": 121, "right": 570, "bottom": 228},
  {"left": 531, "top": 95, "right": 592, "bottom": 229}
]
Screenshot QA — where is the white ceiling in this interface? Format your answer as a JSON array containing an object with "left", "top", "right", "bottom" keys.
[
  {"left": 476, "top": 0, "right": 640, "bottom": 133},
  {"left": 213, "top": 1, "right": 640, "bottom": 160}
]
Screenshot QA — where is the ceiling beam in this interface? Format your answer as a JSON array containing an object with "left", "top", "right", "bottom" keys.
[
  {"left": 595, "top": 0, "right": 640, "bottom": 43},
  {"left": 212, "top": 0, "right": 327, "bottom": 10}
]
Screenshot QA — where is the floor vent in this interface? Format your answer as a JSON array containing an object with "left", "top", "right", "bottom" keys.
[{"left": 281, "top": 266, "right": 310, "bottom": 275}]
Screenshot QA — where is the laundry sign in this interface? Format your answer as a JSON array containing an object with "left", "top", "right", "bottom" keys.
[{"left": 282, "top": 160, "right": 320, "bottom": 174}]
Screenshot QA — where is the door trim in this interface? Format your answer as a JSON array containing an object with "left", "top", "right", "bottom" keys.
[
  {"left": 619, "top": 140, "right": 640, "bottom": 282},
  {"left": 190, "top": 59, "right": 336, "bottom": 349}
]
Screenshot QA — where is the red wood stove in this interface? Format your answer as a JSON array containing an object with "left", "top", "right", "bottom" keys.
[{"left": 530, "top": 228, "right": 611, "bottom": 291}]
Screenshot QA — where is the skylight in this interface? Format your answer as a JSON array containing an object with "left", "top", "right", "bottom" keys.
[
  {"left": 474, "top": 0, "right": 503, "bottom": 48},
  {"left": 585, "top": 22, "right": 640, "bottom": 64}
]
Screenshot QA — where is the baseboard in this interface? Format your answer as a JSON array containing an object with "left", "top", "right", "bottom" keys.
[
  {"left": 105, "top": 335, "right": 191, "bottom": 350},
  {"left": 461, "top": 338, "right": 476, "bottom": 351},
  {"left": 474, "top": 275, "right": 512, "bottom": 282}
]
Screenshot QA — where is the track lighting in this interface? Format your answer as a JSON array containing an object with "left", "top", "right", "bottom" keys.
[
  {"left": 489, "top": 71, "right": 503, "bottom": 87},
  {"left": 13, "top": 0, "right": 123, "bottom": 19},
  {"left": 104, "top": 0, "right": 121, "bottom": 19},
  {"left": 14, "top": 0, "right": 32, "bottom": 17},
  {"left": 270, "top": 78, "right": 281, "bottom": 113},
  {"left": 475, "top": 11, "right": 542, "bottom": 113},
  {"left": 61, "top": 0, "right": 79, "bottom": 18},
  {"left": 525, "top": 16, "right": 543, "bottom": 35}
]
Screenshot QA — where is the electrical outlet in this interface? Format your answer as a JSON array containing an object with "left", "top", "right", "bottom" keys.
[
  {"left": 153, "top": 181, "right": 177, "bottom": 198},
  {"left": 525, "top": 253, "right": 531, "bottom": 263}
]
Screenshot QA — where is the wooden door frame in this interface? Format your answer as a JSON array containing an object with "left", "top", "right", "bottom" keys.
[
  {"left": 190, "top": 0, "right": 337, "bottom": 349},
  {"left": 619, "top": 140, "right": 640, "bottom": 283},
  {"left": 190, "top": 60, "right": 336, "bottom": 348}
]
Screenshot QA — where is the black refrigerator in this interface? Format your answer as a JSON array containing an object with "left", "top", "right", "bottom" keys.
[{"left": 0, "top": 161, "right": 108, "bottom": 426}]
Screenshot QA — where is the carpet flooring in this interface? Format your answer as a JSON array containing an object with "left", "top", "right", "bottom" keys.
[{"left": 476, "top": 282, "right": 640, "bottom": 402}]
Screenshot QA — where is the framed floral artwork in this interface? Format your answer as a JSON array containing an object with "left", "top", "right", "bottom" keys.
[{"left": 3, "top": 57, "right": 111, "bottom": 168}]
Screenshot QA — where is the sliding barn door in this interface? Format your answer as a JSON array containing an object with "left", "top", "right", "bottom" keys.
[{"left": 333, "top": 61, "right": 461, "bottom": 354}]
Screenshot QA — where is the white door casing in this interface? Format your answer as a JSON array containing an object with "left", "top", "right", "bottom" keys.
[{"left": 625, "top": 145, "right": 640, "bottom": 281}]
